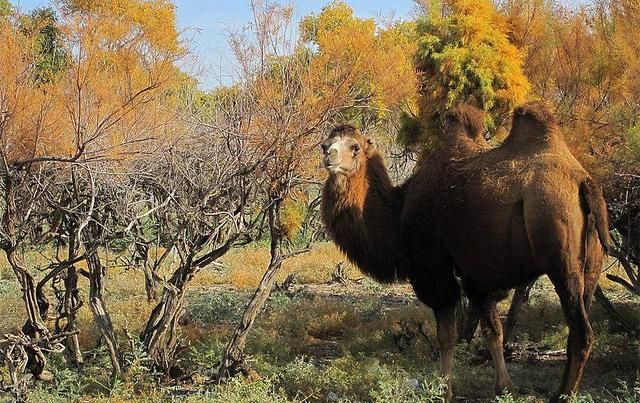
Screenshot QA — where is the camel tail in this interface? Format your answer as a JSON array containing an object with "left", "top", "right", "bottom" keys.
[{"left": 580, "top": 178, "right": 610, "bottom": 253}]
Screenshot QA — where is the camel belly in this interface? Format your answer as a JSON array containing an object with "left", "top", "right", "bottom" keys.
[{"left": 438, "top": 186, "right": 540, "bottom": 293}]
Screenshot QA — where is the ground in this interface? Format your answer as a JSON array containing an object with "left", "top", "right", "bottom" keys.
[{"left": 0, "top": 242, "right": 637, "bottom": 402}]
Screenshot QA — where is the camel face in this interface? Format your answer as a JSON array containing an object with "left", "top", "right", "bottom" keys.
[{"left": 320, "top": 125, "right": 370, "bottom": 177}]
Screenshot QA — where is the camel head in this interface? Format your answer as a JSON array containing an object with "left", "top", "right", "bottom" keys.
[{"left": 321, "top": 125, "right": 375, "bottom": 177}]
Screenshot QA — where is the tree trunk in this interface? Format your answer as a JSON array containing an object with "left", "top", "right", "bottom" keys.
[
  {"left": 7, "top": 250, "right": 50, "bottom": 379},
  {"left": 82, "top": 228, "right": 121, "bottom": 379},
  {"left": 61, "top": 264, "right": 83, "bottom": 369},
  {"left": 139, "top": 256, "right": 192, "bottom": 374},
  {"left": 217, "top": 201, "right": 282, "bottom": 380},
  {"left": 60, "top": 234, "right": 83, "bottom": 368},
  {"left": 2, "top": 175, "right": 50, "bottom": 379}
]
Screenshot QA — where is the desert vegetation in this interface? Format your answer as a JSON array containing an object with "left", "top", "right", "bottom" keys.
[{"left": 0, "top": 0, "right": 637, "bottom": 402}]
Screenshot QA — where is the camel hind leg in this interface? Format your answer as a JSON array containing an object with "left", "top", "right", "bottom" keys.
[
  {"left": 544, "top": 219, "right": 598, "bottom": 402},
  {"left": 523, "top": 190, "right": 596, "bottom": 402},
  {"left": 548, "top": 271, "right": 594, "bottom": 403}
]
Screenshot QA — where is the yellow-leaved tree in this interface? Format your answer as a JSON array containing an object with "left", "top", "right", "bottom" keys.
[{"left": 403, "top": 0, "right": 530, "bottom": 145}]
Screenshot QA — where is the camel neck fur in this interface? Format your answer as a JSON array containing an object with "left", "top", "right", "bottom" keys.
[{"left": 322, "top": 152, "right": 407, "bottom": 283}]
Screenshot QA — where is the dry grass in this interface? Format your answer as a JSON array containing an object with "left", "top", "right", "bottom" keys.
[
  {"left": 0, "top": 242, "right": 348, "bottom": 342},
  {"left": 194, "top": 242, "right": 351, "bottom": 289}
]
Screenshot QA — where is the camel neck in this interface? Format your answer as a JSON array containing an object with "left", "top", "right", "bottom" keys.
[{"left": 321, "top": 154, "right": 407, "bottom": 283}]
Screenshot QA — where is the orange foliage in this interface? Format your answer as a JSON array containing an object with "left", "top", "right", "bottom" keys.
[
  {"left": 502, "top": 0, "right": 640, "bottom": 177},
  {"left": 0, "top": 0, "right": 183, "bottom": 167},
  {"left": 0, "top": 20, "right": 73, "bottom": 162}
]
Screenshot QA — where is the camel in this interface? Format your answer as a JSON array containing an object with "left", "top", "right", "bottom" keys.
[
  {"left": 320, "top": 102, "right": 609, "bottom": 402},
  {"left": 320, "top": 105, "right": 491, "bottom": 400}
]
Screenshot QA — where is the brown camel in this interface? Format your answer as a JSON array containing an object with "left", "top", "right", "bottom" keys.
[
  {"left": 320, "top": 102, "right": 609, "bottom": 402},
  {"left": 413, "top": 101, "right": 609, "bottom": 402},
  {"left": 321, "top": 105, "right": 491, "bottom": 401}
]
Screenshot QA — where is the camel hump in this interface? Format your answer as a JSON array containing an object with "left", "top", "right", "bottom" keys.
[
  {"left": 506, "top": 101, "right": 564, "bottom": 148},
  {"left": 513, "top": 101, "right": 556, "bottom": 125},
  {"left": 580, "top": 178, "right": 611, "bottom": 253},
  {"left": 444, "top": 104, "right": 486, "bottom": 142}
]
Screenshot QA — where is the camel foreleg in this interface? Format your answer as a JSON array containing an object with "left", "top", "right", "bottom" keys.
[
  {"left": 479, "top": 299, "right": 513, "bottom": 395},
  {"left": 434, "top": 304, "right": 457, "bottom": 402}
]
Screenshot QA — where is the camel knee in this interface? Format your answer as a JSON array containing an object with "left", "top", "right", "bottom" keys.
[
  {"left": 434, "top": 306, "right": 458, "bottom": 381},
  {"left": 570, "top": 325, "right": 594, "bottom": 359},
  {"left": 437, "top": 328, "right": 457, "bottom": 351},
  {"left": 481, "top": 323, "right": 502, "bottom": 341},
  {"left": 566, "top": 305, "right": 594, "bottom": 348},
  {"left": 436, "top": 326, "right": 457, "bottom": 375},
  {"left": 480, "top": 317, "right": 504, "bottom": 346}
]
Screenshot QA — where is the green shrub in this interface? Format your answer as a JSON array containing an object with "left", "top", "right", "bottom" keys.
[
  {"left": 184, "top": 291, "right": 246, "bottom": 325},
  {"left": 184, "top": 377, "right": 294, "bottom": 403}
]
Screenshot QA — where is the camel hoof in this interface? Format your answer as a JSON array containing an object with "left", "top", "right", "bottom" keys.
[
  {"left": 549, "top": 394, "right": 569, "bottom": 403},
  {"left": 495, "top": 379, "right": 514, "bottom": 396},
  {"left": 446, "top": 390, "right": 453, "bottom": 402},
  {"left": 443, "top": 390, "right": 453, "bottom": 402}
]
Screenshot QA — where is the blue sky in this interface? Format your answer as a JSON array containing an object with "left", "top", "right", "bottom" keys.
[{"left": 13, "top": 0, "right": 589, "bottom": 90}]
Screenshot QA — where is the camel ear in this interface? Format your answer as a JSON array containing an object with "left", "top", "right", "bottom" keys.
[{"left": 365, "top": 138, "right": 376, "bottom": 154}]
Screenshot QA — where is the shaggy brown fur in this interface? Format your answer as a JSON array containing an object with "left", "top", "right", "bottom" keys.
[
  {"left": 428, "top": 100, "right": 609, "bottom": 402},
  {"left": 321, "top": 105, "right": 490, "bottom": 401},
  {"left": 442, "top": 103, "right": 489, "bottom": 156}
]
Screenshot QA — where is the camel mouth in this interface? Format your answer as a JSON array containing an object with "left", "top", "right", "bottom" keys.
[{"left": 324, "top": 162, "right": 348, "bottom": 175}]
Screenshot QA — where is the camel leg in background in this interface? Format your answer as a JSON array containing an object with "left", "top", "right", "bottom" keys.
[
  {"left": 503, "top": 281, "right": 534, "bottom": 344},
  {"left": 434, "top": 304, "right": 458, "bottom": 402},
  {"left": 582, "top": 219, "right": 604, "bottom": 310},
  {"left": 549, "top": 272, "right": 594, "bottom": 403},
  {"left": 478, "top": 299, "right": 513, "bottom": 395}
]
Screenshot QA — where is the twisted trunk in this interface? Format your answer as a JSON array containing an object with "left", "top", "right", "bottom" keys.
[
  {"left": 217, "top": 200, "right": 283, "bottom": 380},
  {"left": 82, "top": 225, "right": 121, "bottom": 379},
  {"left": 1, "top": 175, "right": 49, "bottom": 379},
  {"left": 141, "top": 238, "right": 236, "bottom": 373}
]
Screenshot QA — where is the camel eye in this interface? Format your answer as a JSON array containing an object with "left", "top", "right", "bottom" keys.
[{"left": 352, "top": 144, "right": 361, "bottom": 153}]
